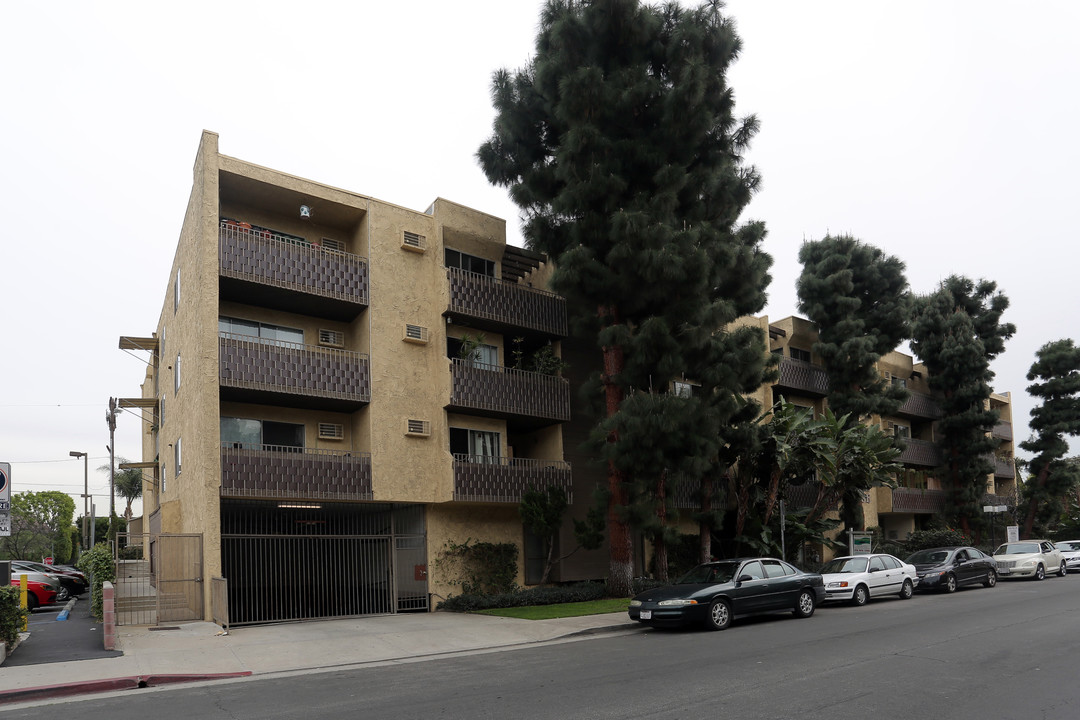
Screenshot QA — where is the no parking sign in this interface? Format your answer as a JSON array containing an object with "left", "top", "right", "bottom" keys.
[{"left": 0, "top": 462, "right": 10, "bottom": 537}]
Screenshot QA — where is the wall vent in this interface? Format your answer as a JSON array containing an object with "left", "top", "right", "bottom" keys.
[
  {"left": 318, "top": 423, "right": 345, "bottom": 440},
  {"left": 319, "top": 329, "right": 345, "bottom": 348},
  {"left": 402, "top": 231, "right": 427, "bottom": 253},
  {"left": 405, "top": 419, "right": 431, "bottom": 437},
  {"left": 403, "top": 324, "right": 430, "bottom": 344}
]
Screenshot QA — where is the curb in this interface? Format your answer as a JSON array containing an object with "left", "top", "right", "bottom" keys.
[
  {"left": 0, "top": 672, "right": 254, "bottom": 705},
  {"left": 57, "top": 597, "right": 78, "bottom": 622}
]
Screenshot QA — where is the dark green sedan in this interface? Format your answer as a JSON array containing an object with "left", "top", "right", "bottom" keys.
[{"left": 628, "top": 558, "right": 826, "bottom": 631}]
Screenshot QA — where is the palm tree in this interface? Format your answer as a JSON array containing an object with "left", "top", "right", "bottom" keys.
[{"left": 98, "top": 457, "right": 143, "bottom": 521}]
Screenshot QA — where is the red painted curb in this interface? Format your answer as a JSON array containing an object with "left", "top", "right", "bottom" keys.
[{"left": 0, "top": 672, "right": 253, "bottom": 705}]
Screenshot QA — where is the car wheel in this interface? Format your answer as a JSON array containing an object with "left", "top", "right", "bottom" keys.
[
  {"left": 944, "top": 573, "right": 957, "bottom": 593},
  {"left": 706, "top": 598, "right": 732, "bottom": 631},
  {"left": 793, "top": 589, "right": 816, "bottom": 618},
  {"left": 25, "top": 593, "right": 38, "bottom": 612},
  {"left": 1035, "top": 564, "right": 1045, "bottom": 581},
  {"left": 851, "top": 584, "right": 869, "bottom": 606},
  {"left": 899, "top": 579, "right": 913, "bottom": 599},
  {"left": 984, "top": 569, "right": 997, "bottom": 588},
  {"left": 1059, "top": 561, "right": 1067, "bottom": 577}
]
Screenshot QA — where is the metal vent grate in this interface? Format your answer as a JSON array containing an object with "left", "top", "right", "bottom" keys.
[
  {"left": 318, "top": 423, "right": 345, "bottom": 440},
  {"left": 403, "top": 324, "right": 429, "bottom": 344},
  {"left": 318, "top": 329, "right": 345, "bottom": 347},
  {"left": 405, "top": 419, "right": 431, "bottom": 437},
  {"left": 402, "top": 231, "right": 427, "bottom": 252}
]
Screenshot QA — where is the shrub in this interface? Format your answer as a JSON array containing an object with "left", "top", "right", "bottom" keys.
[
  {"left": 434, "top": 540, "right": 518, "bottom": 596},
  {"left": 0, "top": 586, "right": 29, "bottom": 652},
  {"left": 77, "top": 542, "right": 116, "bottom": 621},
  {"left": 904, "top": 528, "right": 973, "bottom": 554},
  {"left": 438, "top": 582, "right": 607, "bottom": 612}
]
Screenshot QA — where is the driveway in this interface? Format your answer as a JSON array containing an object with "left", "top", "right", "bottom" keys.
[{"left": 5, "top": 600, "right": 122, "bottom": 666}]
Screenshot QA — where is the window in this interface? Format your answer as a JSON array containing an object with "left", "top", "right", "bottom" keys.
[
  {"left": 869, "top": 557, "right": 885, "bottom": 572},
  {"left": 763, "top": 560, "right": 794, "bottom": 578},
  {"left": 672, "top": 381, "right": 696, "bottom": 399},
  {"left": 219, "top": 317, "right": 304, "bottom": 346},
  {"left": 444, "top": 248, "right": 495, "bottom": 277},
  {"left": 790, "top": 347, "right": 812, "bottom": 363},
  {"left": 174, "top": 437, "right": 182, "bottom": 477},
  {"left": 174, "top": 353, "right": 181, "bottom": 393},
  {"left": 450, "top": 427, "right": 500, "bottom": 462},
  {"left": 740, "top": 561, "right": 765, "bottom": 580},
  {"left": 174, "top": 269, "right": 180, "bottom": 312},
  {"left": 893, "top": 424, "right": 911, "bottom": 440},
  {"left": 447, "top": 337, "right": 498, "bottom": 367},
  {"left": 220, "top": 417, "right": 304, "bottom": 450},
  {"left": 892, "top": 376, "right": 908, "bottom": 389},
  {"left": 882, "top": 556, "right": 901, "bottom": 570}
]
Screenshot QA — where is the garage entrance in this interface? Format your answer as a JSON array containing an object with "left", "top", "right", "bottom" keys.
[{"left": 221, "top": 500, "right": 427, "bottom": 625}]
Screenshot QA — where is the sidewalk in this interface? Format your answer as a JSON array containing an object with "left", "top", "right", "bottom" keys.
[{"left": 0, "top": 610, "right": 639, "bottom": 704}]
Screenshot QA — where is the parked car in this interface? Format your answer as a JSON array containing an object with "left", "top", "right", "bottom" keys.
[
  {"left": 628, "top": 558, "right": 825, "bottom": 631},
  {"left": 9, "top": 577, "right": 58, "bottom": 611},
  {"left": 994, "top": 540, "right": 1066, "bottom": 580},
  {"left": 14, "top": 560, "right": 88, "bottom": 596},
  {"left": 820, "top": 553, "right": 916, "bottom": 605},
  {"left": 8, "top": 566, "right": 68, "bottom": 602},
  {"left": 1053, "top": 540, "right": 1080, "bottom": 572},
  {"left": 906, "top": 546, "right": 997, "bottom": 592}
]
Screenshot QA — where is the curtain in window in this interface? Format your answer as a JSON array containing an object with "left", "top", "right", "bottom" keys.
[{"left": 471, "top": 431, "right": 499, "bottom": 463}]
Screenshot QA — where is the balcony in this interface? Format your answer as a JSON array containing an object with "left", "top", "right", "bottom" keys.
[
  {"left": 896, "top": 391, "right": 942, "bottom": 420},
  {"left": 219, "top": 221, "right": 369, "bottom": 321},
  {"left": 994, "top": 456, "right": 1016, "bottom": 479},
  {"left": 452, "top": 455, "right": 572, "bottom": 503},
  {"left": 993, "top": 422, "right": 1013, "bottom": 441},
  {"left": 448, "top": 359, "right": 570, "bottom": 426},
  {"left": 220, "top": 445, "right": 372, "bottom": 501},
  {"left": 774, "top": 357, "right": 829, "bottom": 397},
  {"left": 784, "top": 483, "right": 840, "bottom": 512},
  {"left": 897, "top": 439, "right": 943, "bottom": 468},
  {"left": 982, "top": 492, "right": 1015, "bottom": 507},
  {"left": 878, "top": 487, "right": 947, "bottom": 515},
  {"left": 219, "top": 333, "right": 370, "bottom": 412},
  {"left": 446, "top": 267, "right": 567, "bottom": 338}
]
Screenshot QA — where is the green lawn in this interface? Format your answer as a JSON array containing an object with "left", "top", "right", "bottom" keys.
[{"left": 474, "top": 597, "right": 630, "bottom": 620}]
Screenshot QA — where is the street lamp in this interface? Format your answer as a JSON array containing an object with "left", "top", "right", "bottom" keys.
[{"left": 69, "top": 451, "right": 88, "bottom": 549}]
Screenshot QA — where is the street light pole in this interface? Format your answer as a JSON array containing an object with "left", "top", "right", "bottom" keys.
[
  {"left": 69, "top": 451, "right": 88, "bottom": 549},
  {"left": 106, "top": 398, "right": 118, "bottom": 523}
]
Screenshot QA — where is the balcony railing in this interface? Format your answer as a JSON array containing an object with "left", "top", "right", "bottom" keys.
[
  {"left": 220, "top": 445, "right": 372, "bottom": 501},
  {"left": 880, "top": 487, "right": 947, "bottom": 514},
  {"left": 993, "top": 422, "right": 1013, "bottom": 441},
  {"left": 982, "top": 492, "right": 1015, "bottom": 507},
  {"left": 897, "top": 438, "right": 943, "bottom": 467},
  {"left": 452, "top": 455, "right": 572, "bottom": 503},
  {"left": 219, "top": 333, "right": 370, "bottom": 406},
  {"left": 994, "top": 456, "right": 1016, "bottom": 479},
  {"left": 784, "top": 483, "right": 840, "bottom": 512},
  {"left": 449, "top": 359, "right": 570, "bottom": 423},
  {"left": 219, "top": 221, "right": 369, "bottom": 312},
  {"left": 447, "top": 267, "right": 567, "bottom": 337},
  {"left": 897, "top": 391, "right": 942, "bottom": 420},
  {"left": 774, "top": 356, "right": 829, "bottom": 397}
]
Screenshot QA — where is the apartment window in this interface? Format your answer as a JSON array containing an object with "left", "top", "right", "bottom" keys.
[
  {"left": 892, "top": 376, "right": 908, "bottom": 389},
  {"left": 174, "top": 269, "right": 180, "bottom": 312},
  {"left": 174, "top": 353, "right": 181, "bottom": 393},
  {"left": 221, "top": 417, "right": 304, "bottom": 450},
  {"left": 447, "top": 337, "right": 498, "bottom": 367},
  {"left": 219, "top": 317, "right": 304, "bottom": 346},
  {"left": 450, "top": 427, "right": 500, "bottom": 462},
  {"left": 174, "top": 437, "right": 182, "bottom": 477},
  {"left": 672, "top": 381, "right": 696, "bottom": 399},
  {"left": 445, "top": 248, "right": 495, "bottom": 277},
  {"left": 893, "top": 424, "right": 911, "bottom": 440},
  {"left": 790, "top": 347, "right": 812, "bottom": 363}
]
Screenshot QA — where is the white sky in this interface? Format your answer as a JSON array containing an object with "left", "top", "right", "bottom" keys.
[{"left": 2, "top": 1, "right": 1077, "bottom": 519}]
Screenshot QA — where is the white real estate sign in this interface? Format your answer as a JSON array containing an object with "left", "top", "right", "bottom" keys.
[{"left": 0, "top": 462, "right": 10, "bottom": 537}]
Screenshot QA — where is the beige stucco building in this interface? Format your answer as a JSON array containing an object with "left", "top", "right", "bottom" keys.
[{"left": 120, "top": 131, "right": 576, "bottom": 624}]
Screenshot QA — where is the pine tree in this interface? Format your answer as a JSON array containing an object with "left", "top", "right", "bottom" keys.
[
  {"left": 1019, "top": 339, "right": 1080, "bottom": 536},
  {"left": 479, "top": 0, "right": 771, "bottom": 595},
  {"left": 910, "top": 276, "right": 1015, "bottom": 535}
]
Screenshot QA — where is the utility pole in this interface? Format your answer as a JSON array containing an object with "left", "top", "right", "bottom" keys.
[
  {"left": 106, "top": 397, "right": 119, "bottom": 531},
  {"left": 69, "top": 451, "right": 88, "bottom": 549}
]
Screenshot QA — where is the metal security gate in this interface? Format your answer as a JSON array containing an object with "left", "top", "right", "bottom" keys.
[
  {"left": 114, "top": 533, "right": 204, "bottom": 625},
  {"left": 221, "top": 500, "right": 427, "bottom": 625}
]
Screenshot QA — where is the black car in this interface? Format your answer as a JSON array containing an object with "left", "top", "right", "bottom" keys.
[
  {"left": 628, "top": 558, "right": 826, "bottom": 631},
  {"left": 14, "top": 561, "right": 89, "bottom": 596},
  {"left": 906, "top": 546, "right": 997, "bottom": 593}
]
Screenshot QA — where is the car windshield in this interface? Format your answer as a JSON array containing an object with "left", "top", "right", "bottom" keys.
[
  {"left": 995, "top": 542, "right": 1040, "bottom": 555},
  {"left": 677, "top": 562, "right": 739, "bottom": 585},
  {"left": 907, "top": 549, "right": 951, "bottom": 564},
  {"left": 821, "top": 557, "right": 869, "bottom": 574},
  {"left": 1056, "top": 541, "right": 1080, "bottom": 551}
]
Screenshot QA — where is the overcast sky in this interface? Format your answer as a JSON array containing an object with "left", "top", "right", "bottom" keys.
[{"left": 2, "top": 1, "right": 1077, "bottom": 520}]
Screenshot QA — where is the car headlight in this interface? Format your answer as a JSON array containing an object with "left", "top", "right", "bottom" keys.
[
  {"left": 1020, "top": 559, "right": 1037, "bottom": 568},
  {"left": 658, "top": 598, "right": 699, "bottom": 607},
  {"left": 827, "top": 581, "right": 849, "bottom": 588},
  {"left": 629, "top": 600, "right": 642, "bottom": 607}
]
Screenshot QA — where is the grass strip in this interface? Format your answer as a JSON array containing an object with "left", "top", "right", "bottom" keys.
[{"left": 474, "top": 597, "right": 630, "bottom": 620}]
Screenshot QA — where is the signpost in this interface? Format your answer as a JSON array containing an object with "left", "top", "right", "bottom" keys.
[{"left": 0, "top": 462, "right": 11, "bottom": 538}]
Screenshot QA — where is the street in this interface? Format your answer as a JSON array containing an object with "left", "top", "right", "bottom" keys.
[{"left": 7, "top": 575, "right": 1080, "bottom": 719}]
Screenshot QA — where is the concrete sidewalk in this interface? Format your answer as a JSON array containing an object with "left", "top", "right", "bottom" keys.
[{"left": 0, "top": 610, "right": 639, "bottom": 704}]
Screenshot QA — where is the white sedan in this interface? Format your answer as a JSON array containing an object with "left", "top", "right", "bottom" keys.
[
  {"left": 993, "top": 540, "right": 1066, "bottom": 580},
  {"left": 1052, "top": 540, "right": 1080, "bottom": 572},
  {"left": 820, "top": 553, "right": 917, "bottom": 606}
]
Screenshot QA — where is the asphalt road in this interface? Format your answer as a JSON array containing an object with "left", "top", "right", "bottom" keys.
[
  {"left": 4, "top": 597, "right": 121, "bottom": 666},
  {"left": 9, "top": 575, "right": 1080, "bottom": 719}
]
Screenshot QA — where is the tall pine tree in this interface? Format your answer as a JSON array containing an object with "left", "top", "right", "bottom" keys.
[
  {"left": 478, "top": 0, "right": 771, "bottom": 595},
  {"left": 1019, "top": 339, "right": 1080, "bottom": 536}
]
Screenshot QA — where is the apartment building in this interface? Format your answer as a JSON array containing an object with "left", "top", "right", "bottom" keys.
[
  {"left": 754, "top": 314, "right": 1016, "bottom": 544},
  {"left": 119, "top": 131, "right": 574, "bottom": 624}
]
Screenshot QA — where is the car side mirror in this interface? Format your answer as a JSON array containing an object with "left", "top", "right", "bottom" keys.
[{"left": 737, "top": 574, "right": 753, "bottom": 583}]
